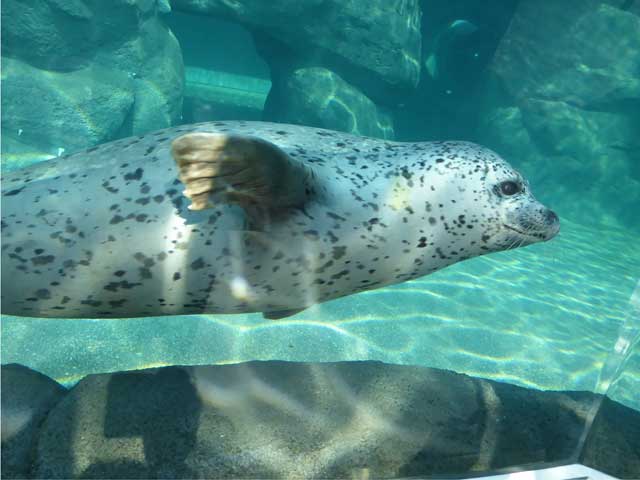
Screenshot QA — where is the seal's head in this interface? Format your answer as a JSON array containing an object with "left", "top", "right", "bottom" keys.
[
  {"left": 417, "top": 141, "right": 559, "bottom": 257},
  {"left": 478, "top": 149, "right": 559, "bottom": 251}
]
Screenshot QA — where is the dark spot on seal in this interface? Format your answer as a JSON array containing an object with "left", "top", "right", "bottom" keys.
[
  {"left": 62, "top": 259, "right": 76, "bottom": 269},
  {"left": 171, "top": 196, "right": 184, "bottom": 210},
  {"left": 35, "top": 289, "right": 51, "bottom": 299},
  {"left": 31, "top": 255, "right": 55, "bottom": 265},
  {"left": 81, "top": 299, "right": 102, "bottom": 307},
  {"left": 101, "top": 181, "right": 118, "bottom": 194},
  {"left": 104, "top": 280, "right": 142, "bottom": 292},
  {"left": 327, "top": 212, "right": 347, "bottom": 221},
  {"left": 330, "top": 270, "right": 349, "bottom": 280},
  {"left": 4, "top": 188, "right": 24, "bottom": 196},
  {"left": 332, "top": 246, "right": 347, "bottom": 260},
  {"left": 191, "top": 257, "right": 205, "bottom": 270},
  {"left": 124, "top": 168, "right": 143, "bottom": 181},
  {"left": 110, "top": 215, "right": 124, "bottom": 224},
  {"left": 303, "top": 230, "right": 319, "bottom": 240}
]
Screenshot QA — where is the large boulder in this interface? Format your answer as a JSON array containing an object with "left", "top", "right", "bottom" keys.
[
  {"left": 170, "top": 0, "right": 422, "bottom": 104},
  {"left": 493, "top": 2, "right": 640, "bottom": 108},
  {"left": 1, "top": 364, "right": 67, "bottom": 479},
  {"left": 1, "top": 58, "right": 134, "bottom": 169},
  {"left": 1, "top": 0, "right": 183, "bottom": 168},
  {"left": 265, "top": 67, "right": 394, "bottom": 139},
  {"left": 34, "top": 361, "right": 610, "bottom": 478}
]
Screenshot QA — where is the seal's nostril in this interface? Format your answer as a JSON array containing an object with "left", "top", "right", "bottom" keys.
[{"left": 546, "top": 210, "right": 559, "bottom": 224}]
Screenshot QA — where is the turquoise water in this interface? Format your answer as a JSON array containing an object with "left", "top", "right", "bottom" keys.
[
  {"left": 1, "top": 3, "right": 639, "bottom": 476},
  {"left": 3, "top": 218, "right": 638, "bottom": 410}
]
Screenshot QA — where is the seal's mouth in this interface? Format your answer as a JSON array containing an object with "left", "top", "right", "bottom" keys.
[
  {"left": 503, "top": 223, "right": 558, "bottom": 241},
  {"left": 503, "top": 224, "right": 527, "bottom": 235}
]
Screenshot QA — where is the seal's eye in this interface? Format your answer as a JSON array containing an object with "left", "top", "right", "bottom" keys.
[{"left": 499, "top": 181, "right": 521, "bottom": 196}]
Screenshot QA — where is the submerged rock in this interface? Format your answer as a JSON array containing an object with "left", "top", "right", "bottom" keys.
[
  {"left": 480, "top": 0, "right": 640, "bottom": 232},
  {"left": 1, "top": 58, "right": 134, "bottom": 169},
  {"left": 265, "top": 67, "right": 394, "bottom": 139},
  {"left": 1, "top": 364, "right": 67, "bottom": 479},
  {"left": 171, "top": 0, "right": 422, "bottom": 103},
  {"left": 492, "top": 1, "right": 640, "bottom": 108},
  {"left": 33, "top": 361, "right": 632, "bottom": 479},
  {"left": 581, "top": 395, "right": 640, "bottom": 478},
  {"left": 1, "top": 0, "right": 184, "bottom": 168}
]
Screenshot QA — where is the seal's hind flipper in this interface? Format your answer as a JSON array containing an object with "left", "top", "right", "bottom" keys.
[{"left": 171, "top": 133, "right": 314, "bottom": 216}]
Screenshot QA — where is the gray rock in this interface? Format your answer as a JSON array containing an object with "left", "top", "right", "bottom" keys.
[
  {"left": 35, "top": 361, "right": 612, "bottom": 479},
  {"left": 479, "top": 101, "right": 640, "bottom": 231},
  {"left": 1, "top": 364, "right": 67, "bottom": 479},
  {"left": 580, "top": 396, "right": 640, "bottom": 478},
  {"left": 171, "top": 0, "right": 422, "bottom": 102},
  {"left": 1, "top": 0, "right": 184, "bottom": 168},
  {"left": 520, "top": 99, "right": 635, "bottom": 159},
  {"left": 1, "top": 57, "right": 134, "bottom": 169},
  {"left": 480, "top": 0, "right": 640, "bottom": 232},
  {"left": 492, "top": 1, "right": 640, "bottom": 108},
  {"left": 265, "top": 67, "right": 394, "bottom": 139}
]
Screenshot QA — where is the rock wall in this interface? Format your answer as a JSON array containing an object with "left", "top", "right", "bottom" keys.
[
  {"left": 1, "top": 0, "right": 184, "bottom": 168},
  {"left": 478, "top": 0, "right": 640, "bottom": 231},
  {"left": 264, "top": 67, "right": 394, "bottom": 139},
  {"left": 171, "top": 0, "right": 422, "bottom": 103}
]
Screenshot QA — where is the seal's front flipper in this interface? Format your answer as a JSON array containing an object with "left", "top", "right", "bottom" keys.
[
  {"left": 171, "top": 133, "right": 315, "bottom": 217},
  {"left": 263, "top": 308, "right": 306, "bottom": 320}
]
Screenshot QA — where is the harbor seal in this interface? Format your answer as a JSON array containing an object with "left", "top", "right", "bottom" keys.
[{"left": 1, "top": 121, "right": 559, "bottom": 319}]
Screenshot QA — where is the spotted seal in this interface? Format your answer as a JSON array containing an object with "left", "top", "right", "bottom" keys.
[{"left": 1, "top": 121, "right": 559, "bottom": 319}]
